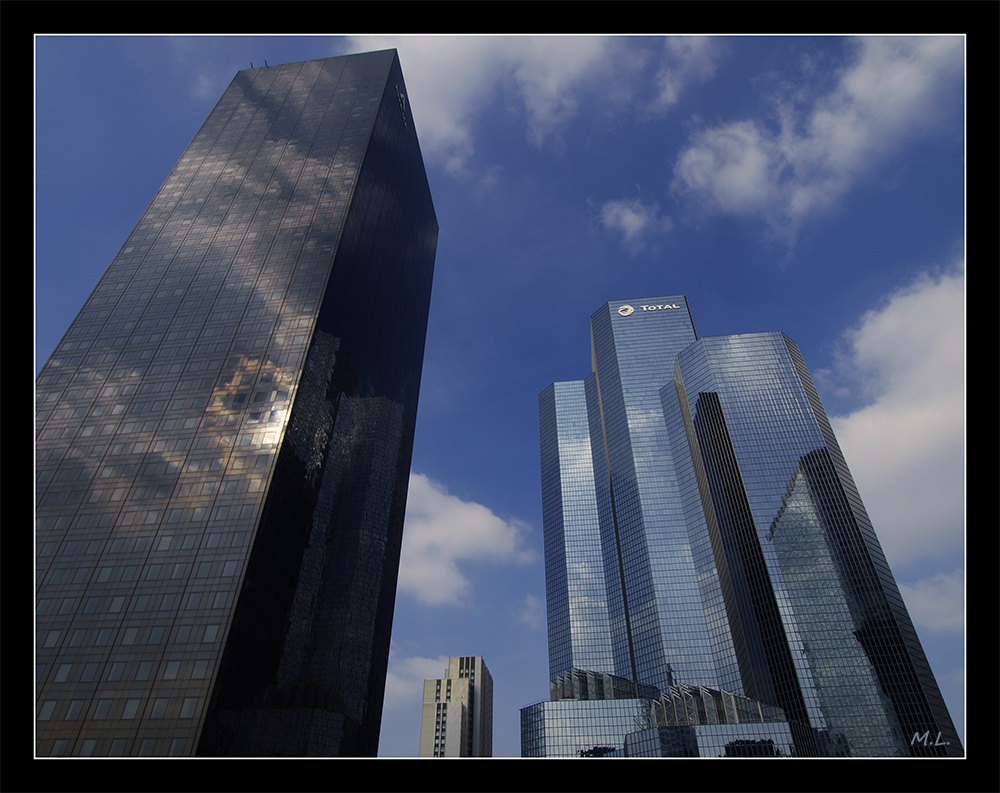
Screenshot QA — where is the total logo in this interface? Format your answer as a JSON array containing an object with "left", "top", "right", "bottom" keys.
[{"left": 618, "top": 303, "right": 681, "bottom": 316}]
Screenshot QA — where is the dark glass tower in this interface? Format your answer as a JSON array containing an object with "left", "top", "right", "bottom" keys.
[
  {"left": 35, "top": 50, "right": 437, "bottom": 757},
  {"left": 525, "top": 298, "right": 962, "bottom": 757}
]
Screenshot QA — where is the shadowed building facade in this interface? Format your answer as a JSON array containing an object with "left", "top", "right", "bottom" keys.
[
  {"left": 35, "top": 50, "right": 437, "bottom": 757},
  {"left": 523, "top": 297, "right": 962, "bottom": 757}
]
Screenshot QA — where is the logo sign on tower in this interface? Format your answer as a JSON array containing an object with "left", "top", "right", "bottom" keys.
[{"left": 618, "top": 303, "right": 681, "bottom": 317}]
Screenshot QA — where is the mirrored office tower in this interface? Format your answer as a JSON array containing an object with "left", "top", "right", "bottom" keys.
[
  {"left": 526, "top": 298, "right": 961, "bottom": 757},
  {"left": 35, "top": 50, "right": 437, "bottom": 757}
]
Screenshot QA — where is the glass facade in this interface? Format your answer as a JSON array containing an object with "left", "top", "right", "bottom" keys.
[
  {"left": 521, "top": 698, "right": 659, "bottom": 758},
  {"left": 527, "top": 298, "right": 962, "bottom": 757},
  {"left": 35, "top": 50, "right": 437, "bottom": 757},
  {"left": 623, "top": 723, "right": 797, "bottom": 758},
  {"left": 586, "top": 299, "right": 719, "bottom": 694},
  {"left": 521, "top": 679, "right": 795, "bottom": 758},
  {"left": 539, "top": 381, "right": 613, "bottom": 680},
  {"left": 664, "top": 332, "right": 962, "bottom": 756}
]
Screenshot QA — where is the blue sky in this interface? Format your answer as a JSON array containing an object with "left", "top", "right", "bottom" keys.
[{"left": 35, "top": 35, "right": 965, "bottom": 758}]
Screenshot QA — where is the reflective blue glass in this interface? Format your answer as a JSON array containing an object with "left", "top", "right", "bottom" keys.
[
  {"left": 665, "top": 332, "right": 961, "bottom": 756},
  {"left": 587, "top": 299, "right": 713, "bottom": 692},
  {"left": 539, "top": 381, "right": 614, "bottom": 679},
  {"left": 35, "top": 50, "right": 436, "bottom": 757},
  {"left": 527, "top": 299, "right": 962, "bottom": 758}
]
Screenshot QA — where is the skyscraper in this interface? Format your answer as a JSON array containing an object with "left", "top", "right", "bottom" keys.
[
  {"left": 35, "top": 50, "right": 437, "bottom": 758},
  {"left": 418, "top": 656, "right": 493, "bottom": 757},
  {"left": 523, "top": 297, "right": 962, "bottom": 757}
]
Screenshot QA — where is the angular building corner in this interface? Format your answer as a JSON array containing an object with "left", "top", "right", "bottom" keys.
[
  {"left": 523, "top": 297, "right": 962, "bottom": 758},
  {"left": 35, "top": 50, "right": 436, "bottom": 757}
]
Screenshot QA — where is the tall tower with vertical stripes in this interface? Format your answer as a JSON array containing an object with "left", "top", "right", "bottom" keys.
[{"left": 524, "top": 297, "right": 962, "bottom": 758}]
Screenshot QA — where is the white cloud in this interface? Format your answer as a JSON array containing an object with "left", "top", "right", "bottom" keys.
[
  {"left": 503, "top": 36, "right": 613, "bottom": 146},
  {"left": 674, "top": 120, "right": 778, "bottom": 215},
  {"left": 599, "top": 197, "right": 673, "bottom": 253},
  {"left": 344, "top": 36, "right": 617, "bottom": 176},
  {"left": 825, "top": 259, "right": 965, "bottom": 571},
  {"left": 650, "top": 36, "right": 724, "bottom": 111},
  {"left": 344, "top": 35, "right": 682, "bottom": 179},
  {"left": 166, "top": 36, "right": 233, "bottom": 103},
  {"left": 898, "top": 570, "right": 964, "bottom": 633},
  {"left": 518, "top": 594, "right": 546, "bottom": 630},
  {"left": 190, "top": 73, "right": 223, "bottom": 102},
  {"left": 382, "top": 653, "right": 451, "bottom": 711},
  {"left": 398, "top": 473, "right": 537, "bottom": 606},
  {"left": 336, "top": 35, "right": 728, "bottom": 188},
  {"left": 673, "top": 35, "right": 964, "bottom": 240},
  {"left": 345, "top": 36, "right": 501, "bottom": 176}
]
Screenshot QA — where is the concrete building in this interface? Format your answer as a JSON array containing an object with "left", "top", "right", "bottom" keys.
[{"left": 419, "top": 657, "right": 493, "bottom": 757}]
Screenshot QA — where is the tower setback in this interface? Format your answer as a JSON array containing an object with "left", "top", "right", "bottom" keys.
[{"left": 524, "top": 297, "right": 962, "bottom": 758}]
